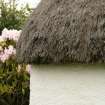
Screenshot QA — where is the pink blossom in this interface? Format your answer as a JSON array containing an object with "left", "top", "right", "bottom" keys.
[
  {"left": 0, "top": 52, "right": 9, "bottom": 63},
  {"left": 7, "top": 45, "right": 16, "bottom": 55},
  {"left": 2, "top": 28, "right": 21, "bottom": 42},
  {"left": 0, "top": 28, "right": 29, "bottom": 73},
  {"left": 0, "top": 45, "right": 16, "bottom": 63},
  {"left": 0, "top": 28, "right": 20, "bottom": 63}
]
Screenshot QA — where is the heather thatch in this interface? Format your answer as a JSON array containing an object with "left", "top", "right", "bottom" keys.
[{"left": 16, "top": 0, "right": 105, "bottom": 64}]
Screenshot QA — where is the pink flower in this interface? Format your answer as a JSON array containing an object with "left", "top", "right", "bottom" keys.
[
  {"left": 2, "top": 28, "right": 21, "bottom": 42},
  {"left": 8, "top": 45, "right": 16, "bottom": 55},
  {"left": 0, "top": 45, "right": 16, "bottom": 63},
  {"left": 0, "top": 52, "right": 9, "bottom": 63}
]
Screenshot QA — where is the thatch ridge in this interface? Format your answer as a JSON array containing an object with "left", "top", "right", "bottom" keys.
[{"left": 16, "top": 0, "right": 105, "bottom": 64}]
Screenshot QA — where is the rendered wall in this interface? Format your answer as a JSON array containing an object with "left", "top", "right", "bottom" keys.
[{"left": 30, "top": 65, "right": 105, "bottom": 105}]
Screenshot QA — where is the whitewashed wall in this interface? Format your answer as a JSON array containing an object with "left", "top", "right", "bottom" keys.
[{"left": 30, "top": 65, "right": 105, "bottom": 105}]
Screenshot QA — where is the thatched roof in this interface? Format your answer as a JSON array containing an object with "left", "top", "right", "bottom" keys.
[{"left": 16, "top": 0, "right": 105, "bottom": 64}]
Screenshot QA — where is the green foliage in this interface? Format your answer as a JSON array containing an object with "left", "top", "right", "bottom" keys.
[
  {"left": 0, "top": 81, "right": 30, "bottom": 105},
  {"left": 0, "top": 0, "right": 31, "bottom": 34},
  {"left": 0, "top": 62, "right": 30, "bottom": 105}
]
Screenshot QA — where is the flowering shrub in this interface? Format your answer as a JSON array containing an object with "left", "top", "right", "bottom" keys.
[
  {"left": 0, "top": 28, "right": 30, "bottom": 105},
  {"left": 0, "top": 28, "right": 20, "bottom": 62}
]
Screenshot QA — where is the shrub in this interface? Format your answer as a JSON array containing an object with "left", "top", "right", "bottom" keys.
[
  {"left": 0, "top": 0, "right": 31, "bottom": 34},
  {"left": 0, "top": 28, "right": 30, "bottom": 105}
]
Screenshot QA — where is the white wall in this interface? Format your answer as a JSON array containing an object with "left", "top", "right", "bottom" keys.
[{"left": 30, "top": 65, "right": 105, "bottom": 105}]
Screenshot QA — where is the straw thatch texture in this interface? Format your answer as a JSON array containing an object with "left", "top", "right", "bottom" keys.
[{"left": 16, "top": 0, "right": 105, "bottom": 64}]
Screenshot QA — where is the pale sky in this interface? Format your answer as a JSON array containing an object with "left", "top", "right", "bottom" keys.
[{"left": 18, "top": 0, "right": 41, "bottom": 8}]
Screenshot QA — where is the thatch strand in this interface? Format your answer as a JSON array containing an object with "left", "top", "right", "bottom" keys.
[{"left": 16, "top": 0, "right": 105, "bottom": 64}]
